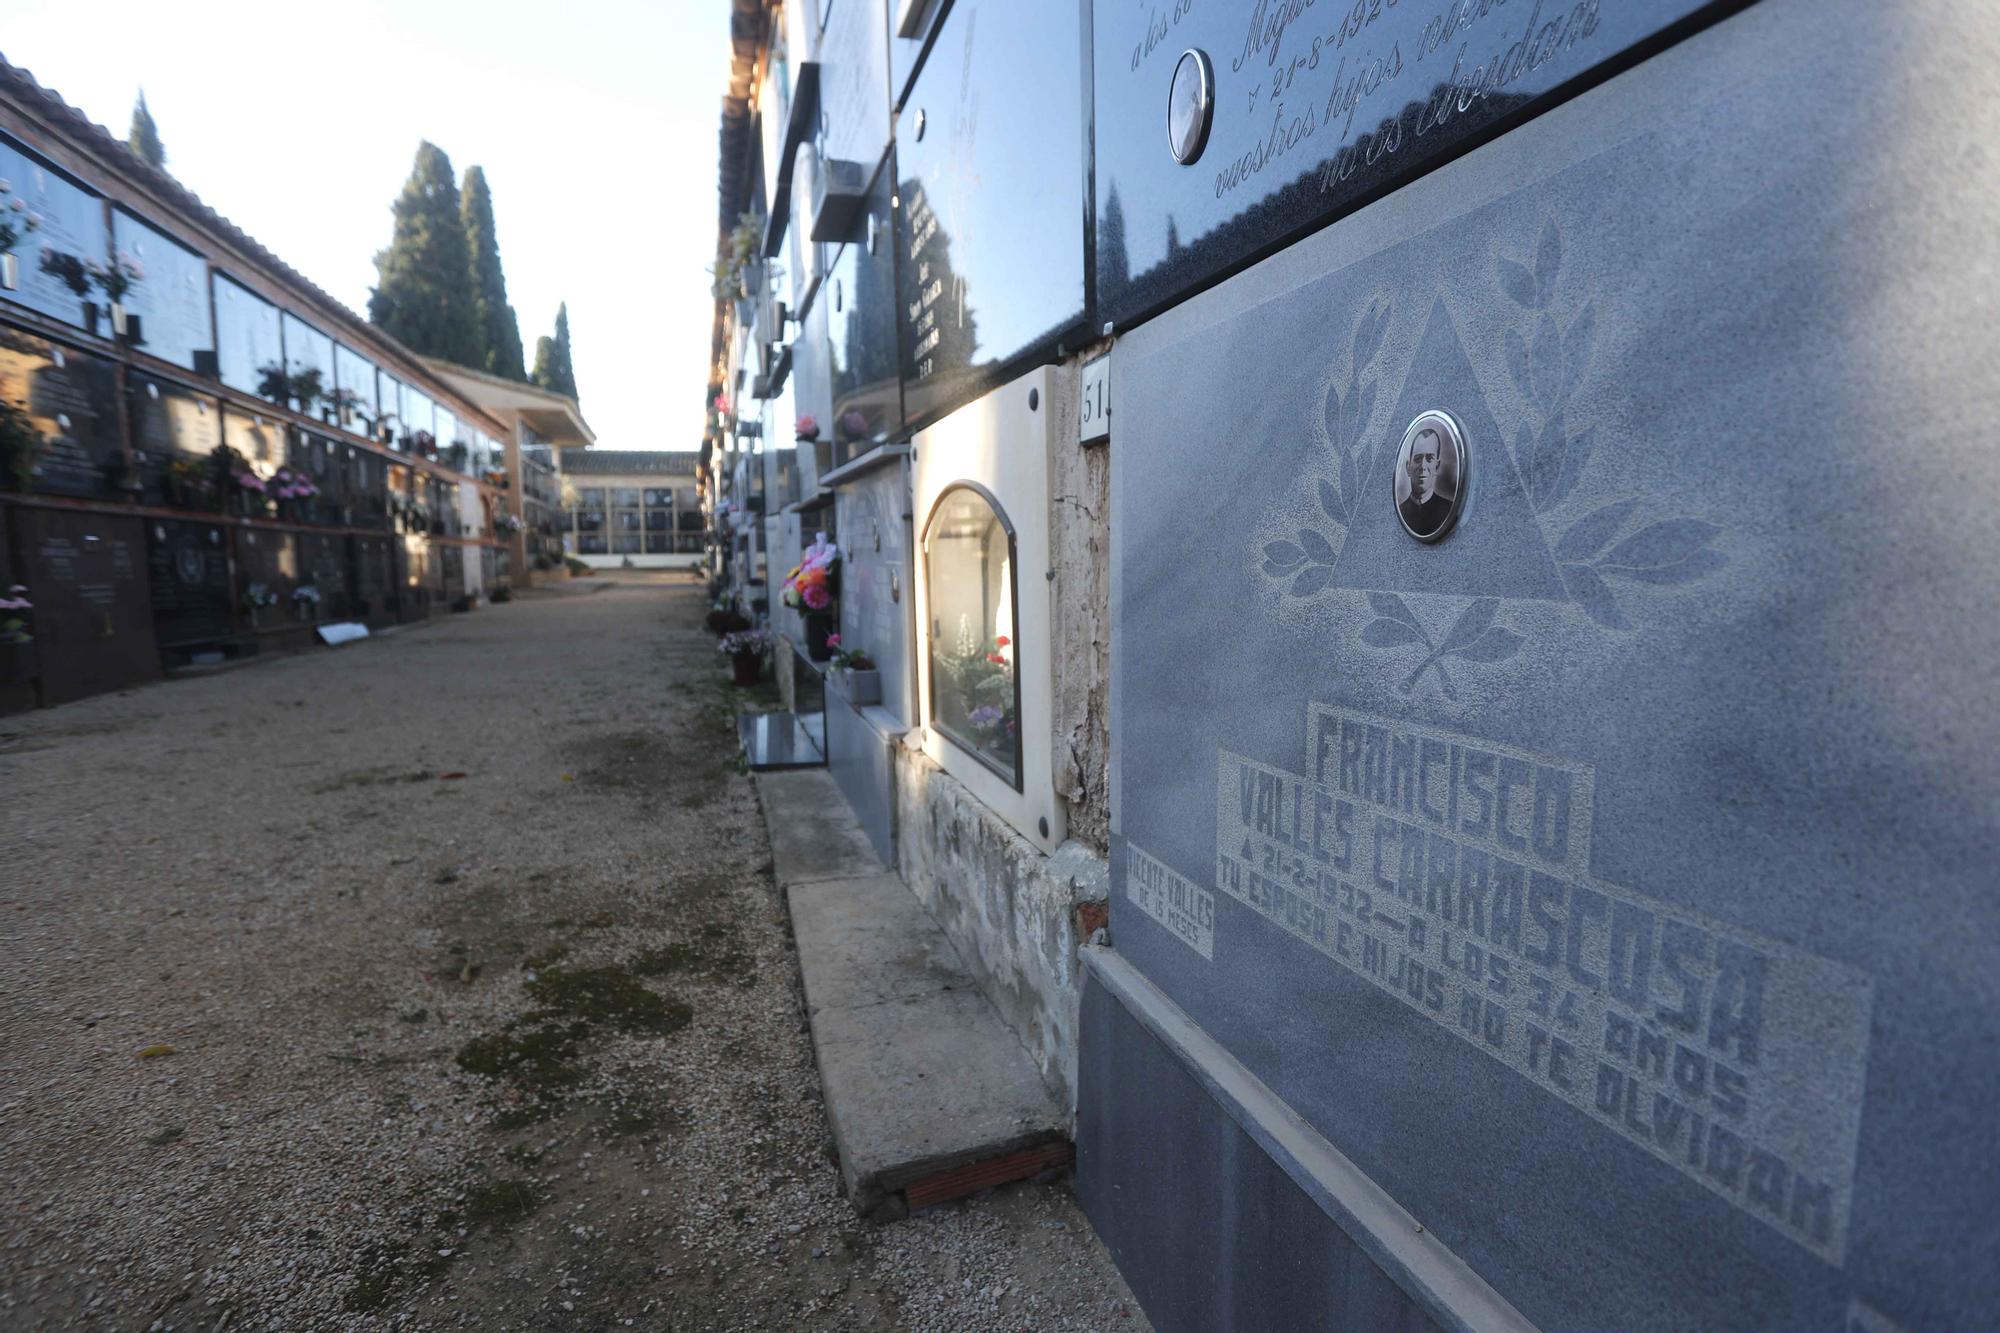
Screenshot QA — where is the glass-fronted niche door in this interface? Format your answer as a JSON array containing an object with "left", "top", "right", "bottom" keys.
[{"left": 923, "top": 482, "right": 1018, "bottom": 789}]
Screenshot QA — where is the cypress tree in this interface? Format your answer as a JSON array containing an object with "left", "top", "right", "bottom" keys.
[
  {"left": 368, "top": 142, "right": 481, "bottom": 364},
  {"left": 460, "top": 167, "right": 526, "bottom": 381},
  {"left": 128, "top": 91, "right": 165, "bottom": 169},
  {"left": 531, "top": 303, "right": 578, "bottom": 402}
]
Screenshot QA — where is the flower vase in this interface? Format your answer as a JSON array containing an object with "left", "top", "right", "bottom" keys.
[
  {"left": 803, "top": 612, "right": 835, "bottom": 662},
  {"left": 82, "top": 301, "right": 100, "bottom": 337},
  {"left": 109, "top": 302, "right": 128, "bottom": 338},
  {"left": 731, "top": 650, "right": 763, "bottom": 686},
  {"left": 0, "top": 253, "right": 16, "bottom": 291},
  {"left": 835, "top": 667, "right": 882, "bottom": 706}
]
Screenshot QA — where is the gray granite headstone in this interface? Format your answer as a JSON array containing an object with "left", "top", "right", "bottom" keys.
[{"left": 1106, "top": 2, "right": 2000, "bottom": 1328}]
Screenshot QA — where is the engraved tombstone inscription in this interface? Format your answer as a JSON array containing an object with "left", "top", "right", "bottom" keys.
[
  {"left": 147, "top": 520, "right": 231, "bottom": 648},
  {"left": 1093, "top": 0, "right": 1722, "bottom": 328},
  {"left": 0, "top": 333, "right": 122, "bottom": 498},
  {"left": 1106, "top": 69, "right": 2000, "bottom": 1327}
]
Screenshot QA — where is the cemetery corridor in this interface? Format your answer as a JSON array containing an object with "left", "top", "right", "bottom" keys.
[{"left": 0, "top": 578, "right": 1137, "bottom": 1331}]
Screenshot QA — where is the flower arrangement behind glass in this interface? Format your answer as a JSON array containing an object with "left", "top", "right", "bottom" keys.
[
  {"left": 0, "top": 179, "right": 42, "bottom": 261},
  {"left": 37, "top": 247, "right": 90, "bottom": 298},
  {"left": 781, "top": 533, "right": 840, "bottom": 613},
  {"left": 942, "top": 617, "right": 1017, "bottom": 751},
  {"left": 0, "top": 584, "right": 33, "bottom": 644},
  {"left": 86, "top": 251, "right": 144, "bottom": 304}
]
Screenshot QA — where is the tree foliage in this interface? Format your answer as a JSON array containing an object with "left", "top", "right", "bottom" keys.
[
  {"left": 368, "top": 142, "right": 480, "bottom": 364},
  {"left": 128, "top": 91, "right": 165, "bottom": 169},
  {"left": 531, "top": 303, "right": 578, "bottom": 402},
  {"left": 460, "top": 167, "right": 526, "bottom": 381}
]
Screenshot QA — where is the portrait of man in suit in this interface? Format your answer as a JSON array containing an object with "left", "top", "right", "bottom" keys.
[{"left": 1394, "top": 414, "right": 1465, "bottom": 542}]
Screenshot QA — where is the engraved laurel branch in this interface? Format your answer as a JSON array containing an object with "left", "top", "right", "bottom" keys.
[
  {"left": 1505, "top": 219, "right": 1728, "bottom": 629},
  {"left": 1260, "top": 296, "right": 1391, "bottom": 596}
]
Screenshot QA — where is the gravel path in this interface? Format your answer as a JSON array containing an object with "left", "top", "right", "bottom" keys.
[{"left": 0, "top": 577, "right": 1145, "bottom": 1331}]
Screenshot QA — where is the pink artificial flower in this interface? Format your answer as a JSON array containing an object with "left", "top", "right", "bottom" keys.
[
  {"left": 802, "top": 584, "right": 831, "bottom": 610},
  {"left": 826, "top": 632, "right": 841, "bottom": 647}
]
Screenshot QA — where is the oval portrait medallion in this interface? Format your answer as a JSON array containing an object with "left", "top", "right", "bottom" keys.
[{"left": 1393, "top": 410, "right": 1468, "bottom": 543}]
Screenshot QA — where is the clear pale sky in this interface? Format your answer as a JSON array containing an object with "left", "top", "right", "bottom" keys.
[{"left": 2, "top": 0, "right": 729, "bottom": 452}]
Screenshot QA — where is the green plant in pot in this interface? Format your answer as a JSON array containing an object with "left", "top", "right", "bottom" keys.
[
  {"left": 0, "top": 398, "right": 44, "bottom": 491},
  {"left": 87, "top": 251, "right": 144, "bottom": 338}
]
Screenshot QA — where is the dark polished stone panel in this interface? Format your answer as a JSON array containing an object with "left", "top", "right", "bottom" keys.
[
  {"left": 282, "top": 313, "right": 336, "bottom": 424},
  {"left": 286, "top": 430, "right": 343, "bottom": 525},
  {"left": 888, "top": 0, "right": 952, "bottom": 108},
  {"left": 129, "top": 373, "right": 222, "bottom": 509},
  {"left": 1094, "top": 0, "right": 1717, "bottom": 329},
  {"left": 299, "top": 530, "right": 349, "bottom": 618},
  {"left": 350, "top": 534, "right": 396, "bottom": 624},
  {"left": 0, "top": 134, "right": 105, "bottom": 332},
  {"left": 212, "top": 274, "right": 282, "bottom": 400},
  {"left": 147, "top": 518, "right": 231, "bottom": 647},
  {"left": 826, "top": 155, "right": 903, "bottom": 459},
  {"left": 0, "top": 328, "right": 121, "bottom": 498},
  {"left": 895, "top": 0, "right": 1087, "bottom": 430},
  {"left": 113, "top": 210, "right": 211, "bottom": 371},
  {"left": 815, "top": 0, "right": 893, "bottom": 216},
  {"left": 1078, "top": 974, "right": 1441, "bottom": 1333},
  {"left": 1106, "top": 3, "right": 2000, "bottom": 1329},
  {"left": 333, "top": 343, "right": 377, "bottom": 439},
  {"left": 20, "top": 510, "right": 157, "bottom": 703}
]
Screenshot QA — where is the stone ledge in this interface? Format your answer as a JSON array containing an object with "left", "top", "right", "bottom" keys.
[{"left": 788, "top": 873, "right": 1066, "bottom": 1219}]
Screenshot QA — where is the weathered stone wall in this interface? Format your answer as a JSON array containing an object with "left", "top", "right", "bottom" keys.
[
  {"left": 894, "top": 734, "right": 1107, "bottom": 1115},
  {"left": 1045, "top": 343, "right": 1113, "bottom": 854}
]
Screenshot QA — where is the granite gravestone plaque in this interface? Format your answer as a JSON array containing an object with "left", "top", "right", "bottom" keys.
[
  {"left": 232, "top": 527, "right": 296, "bottom": 616},
  {"left": 350, "top": 534, "right": 394, "bottom": 622},
  {"left": 1093, "top": 0, "right": 1721, "bottom": 329},
  {"left": 20, "top": 510, "right": 156, "bottom": 704},
  {"left": 300, "top": 531, "right": 348, "bottom": 617},
  {"left": 0, "top": 332, "right": 122, "bottom": 499},
  {"left": 1103, "top": 5, "right": 2000, "bottom": 1328},
  {"left": 895, "top": 0, "right": 1088, "bottom": 429},
  {"left": 826, "top": 155, "right": 904, "bottom": 460},
  {"left": 129, "top": 374, "right": 222, "bottom": 509},
  {"left": 287, "top": 430, "right": 340, "bottom": 524},
  {"left": 813, "top": 0, "right": 893, "bottom": 236},
  {"left": 147, "top": 519, "right": 231, "bottom": 647}
]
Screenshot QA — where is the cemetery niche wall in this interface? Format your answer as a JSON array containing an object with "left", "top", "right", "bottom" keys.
[
  {"left": 0, "top": 69, "right": 514, "bottom": 709},
  {"left": 1084, "top": 2, "right": 2000, "bottom": 1331}
]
